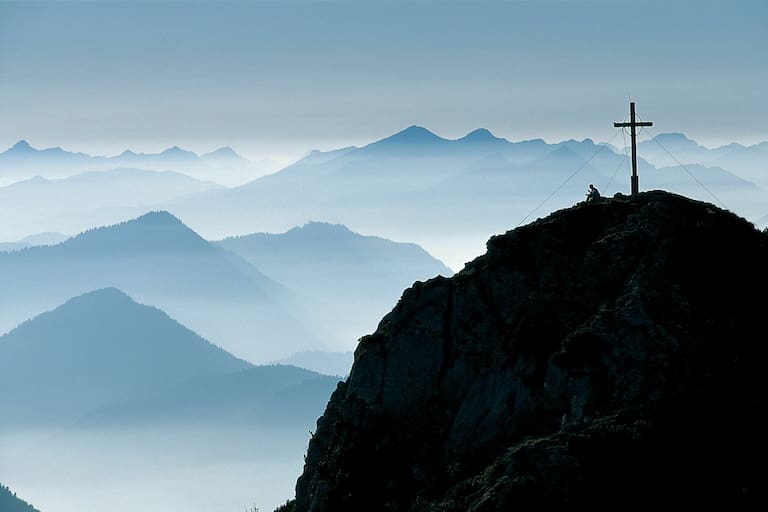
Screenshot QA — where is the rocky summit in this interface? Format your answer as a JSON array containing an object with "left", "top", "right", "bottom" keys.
[{"left": 286, "top": 190, "right": 767, "bottom": 511}]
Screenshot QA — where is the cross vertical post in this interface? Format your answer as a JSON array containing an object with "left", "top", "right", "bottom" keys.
[{"left": 614, "top": 102, "right": 653, "bottom": 195}]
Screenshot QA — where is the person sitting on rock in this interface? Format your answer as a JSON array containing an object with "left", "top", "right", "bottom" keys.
[{"left": 585, "top": 184, "right": 601, "bottom": 203}]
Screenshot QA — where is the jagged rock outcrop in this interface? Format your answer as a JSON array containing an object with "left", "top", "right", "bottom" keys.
[{"left": 288, "top": 191, "right": 767, "bottom": 511}]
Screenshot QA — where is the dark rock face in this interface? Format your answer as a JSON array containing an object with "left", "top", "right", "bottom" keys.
[{"left": 291, "top": 191, "right": 768, "bottom": 511}]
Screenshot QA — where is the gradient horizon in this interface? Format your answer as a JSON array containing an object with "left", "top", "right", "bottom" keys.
[{"left": 1, "top": 0, "right": 765, "bottom": 162}]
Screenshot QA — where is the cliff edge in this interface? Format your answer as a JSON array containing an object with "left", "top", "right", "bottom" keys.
[{"left": 288, "top": 190, "right": 767, "bottom": 510}]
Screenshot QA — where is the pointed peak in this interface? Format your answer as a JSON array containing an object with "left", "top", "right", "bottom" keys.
[
  {"left": 465, "top": 128, "right": 493, "bottom": 138},
  {"left": 120, "top": 149, "right": 138, "bottom": 157},
  {"left": 370, "top": 125, "right": 447, "bottom": 147},
  {"left": 401, "top": 125, "right": 437, "bottom": 136},
  {"left": 75, "top": 287, "right": 133, "bottom": 302},
  {"left": 65, "top": 210, "right": 205, "bottom": 251},
  {"left": 44, "top": 287, "right": 139, "bottom": 315},
  {"left": 203, "top": 146, "right": 244, "bottom": 160},
  {"left": 8, "top": 140, "right": 34, "bottom": 152},
  {"left": 399, "top": 125, "right": 441, "bottom": 139},
  {"left": 459, "top": 128, "right": 506, "bottom": 143},
  {"left": 160, "top": 146, "right": 197, "bottom": 158},
  {"left": 132, "top": 210, "right": 184, "bottom": 226}
]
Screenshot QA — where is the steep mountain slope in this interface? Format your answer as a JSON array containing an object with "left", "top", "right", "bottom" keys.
[
  {"left": 0, "top": 213, "right": 320, "bottom": 362},
  {"left": 216, "top": 222, "right": 452, "bottom": 346},
  {"left": 0, "top": 483, "right": 40, "bottom": 512},
  {"left": 288, "top": 191, "right": 767, "bottom": 510},
  {"left": 0, "top": 288, "right": 250, "bottom": 425}
]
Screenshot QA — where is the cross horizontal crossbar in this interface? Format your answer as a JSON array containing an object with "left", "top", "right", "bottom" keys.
[{"left": 613, "top": 122, "right": 653, "bottom": 127}]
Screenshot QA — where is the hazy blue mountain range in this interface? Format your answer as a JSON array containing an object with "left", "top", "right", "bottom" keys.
[
  {"left": 0, "top": 287, "right": 339, "bottom": 429},
  {"left": 0, "top": 288, "right": 339, "bottom": 512},
  {"left": 0, "top": 483, "right": 39, "bottom": 512},
  {"left": 0, "top": 232, "right": 68, "bottom": 252},
  {"left": 216, "top": 221, "right": 453, "bottom": 347},
  {"left": 636, "top": 133, "right": 768, "bottom": 187},
  {"left": 0, "top": 212, "right": 320, "bottom": 363},
  {"left": 161, "top": 126, "right": 767, "bottom": 270},
  {"left": 0, "top": 140, "right": 278, "bottom": 187},
  {"left": 0, "top": 289, "right": 339, "bottom": 512},
  {"left": 4, "top": 128, "right": 763, "bottom": 270},
  {"left": 642, "top": 163, "right": 768, "bottom": 214},
  {"left": 0, "top": 288, "right": 250, "bottom": 426},
  {"left": 0, "top": 168, "right": 220, "bottom": 242}
]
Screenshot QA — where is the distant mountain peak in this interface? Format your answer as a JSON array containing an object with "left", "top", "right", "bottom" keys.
[
  {"left": 160, "top": 146, "right": 197, "bottom": 158},
  {"left": 133, "top": 210, "right": 185, "bottom": 226},
  {"left": 0, "top": 285, "right": 251, "bottom": 421},
  {"left": 398, "top": 125, "right": 441, "bottom": 139},
  {"left": 459, "top": 128, "right": 506, "bottom": 143},
  {"left": 9, "top": 140, "right": 34, "bottom": 152},
  {"left": 71, "top": 287, "right": 132, "bottom": 304},
  {"left": 402, "top": 125, "right": 435, "bottom": 135},
  {"left": 62, "top": 210, "right": 207, "bottom": 253},
  {"left": 291, "top": 221, "right": 355, "bottom": 237},
  {"left": 652, "top": 132, "right": 702, "bottom": 148},
  {"left": 203, "top": 146, "right": 243, "bottom": 160},
  {"left": 369, "top": 125, "right": 447, "bottom": 148}
]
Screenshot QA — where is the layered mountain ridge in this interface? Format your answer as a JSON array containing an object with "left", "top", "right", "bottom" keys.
[
  {"left": 0, "top": 210, "right": 317, "bottom": 363},
  {"left": 159, "top": 128, "right": 768, "bottom": 271},
  {"left": 0, "top": 287, "right": 250, "bottom": 425}
]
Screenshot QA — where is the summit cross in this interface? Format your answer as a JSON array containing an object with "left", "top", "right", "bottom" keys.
[{"left": 614, "top": 102, "right": 653, "bottom": 195}]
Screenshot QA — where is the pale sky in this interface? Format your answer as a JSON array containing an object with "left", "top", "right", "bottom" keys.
[{"left": 1, "top": 0, "right": 765, "bottom": 163}]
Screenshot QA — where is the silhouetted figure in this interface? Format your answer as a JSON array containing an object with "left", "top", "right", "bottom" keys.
[{"left": 586, "top": 184, "right": 601, "bottom": 203}]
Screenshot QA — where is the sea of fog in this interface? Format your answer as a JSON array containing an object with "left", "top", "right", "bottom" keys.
[{"left": 0, "top": 424, "right": 309, "bottom": 512}]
